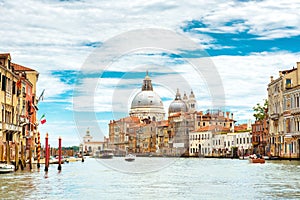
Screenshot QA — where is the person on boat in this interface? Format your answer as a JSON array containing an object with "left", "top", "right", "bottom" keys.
[{"left": 256, "top": 154, "right": 261, "bottom": 159}]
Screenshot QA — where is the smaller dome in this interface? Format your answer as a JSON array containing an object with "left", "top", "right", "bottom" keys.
[
  {"left": 168, "top": 89, "right": 188, "bottom": 114},
  {"left": 169, "top": 101, "right": 188, "bottom": 113}
]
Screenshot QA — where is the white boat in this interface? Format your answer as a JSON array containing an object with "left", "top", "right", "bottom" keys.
[
  {"left": 0, "top": 164, "right": 15, "bottom": 174},
  {"left": 239, "top": 156, "right": 249, "bottom": 160},
  {"left": 66, "top": 156, "right": 82, "bottom": 162},
  {"left": 125, "top": 154, "right": 136, "bottom": 162}
]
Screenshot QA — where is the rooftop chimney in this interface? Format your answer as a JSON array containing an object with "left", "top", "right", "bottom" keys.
[{"left": 226, "top": 112, "right": 230, "bottom": 120}]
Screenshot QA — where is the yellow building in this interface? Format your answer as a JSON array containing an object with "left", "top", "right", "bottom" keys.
[
  {"left": 0, "top": 53, "right": 39, "bottom": 169},
  {"left": 268, "top": 62, "right": 300, "bottom": 158},
  {"left": 0, "top": 53, "right": 21, "bottom": 165}
]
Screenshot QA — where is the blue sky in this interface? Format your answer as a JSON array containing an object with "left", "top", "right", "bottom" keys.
[{"left": 1, "top": 0, "right": 300, "bottom": 147}]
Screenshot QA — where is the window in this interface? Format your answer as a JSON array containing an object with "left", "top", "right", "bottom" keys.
[
  {"left": 12, "top": 81, "right": 16, "bottom": 94},
  {"left": 1, "top": 75, "right": 6, "bottom": 91},
  {"left": 286, "top": 79, "right": 291, "bottom": 88}
]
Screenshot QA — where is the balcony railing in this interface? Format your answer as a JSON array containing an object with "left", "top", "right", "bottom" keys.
[
  {"left": 270, "top": 113, "right": 279, "bottom": 120},
  {"left": 286, "top": 132, "right": 300, "bottom": 137},
  {"left": 291, "top": 107, "right": 300, "bottom": 114},
  {"left": 283, "top": 110, "right": 291, "bottom": 117}
]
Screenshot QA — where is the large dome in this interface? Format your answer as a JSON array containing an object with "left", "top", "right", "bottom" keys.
[
  {"left": 168, "top": 89, "right": 188, "bottom": 115},
  {"left": 131, "top": 90, "right": 163, "bottom": 109},
  {"left": 129, "top": 72, "right": 165, "bottom": 121}
]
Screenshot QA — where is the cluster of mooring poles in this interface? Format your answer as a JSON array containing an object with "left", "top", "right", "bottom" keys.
[{"left": 37, "top": 133, "right": 62, "bottom": 173}]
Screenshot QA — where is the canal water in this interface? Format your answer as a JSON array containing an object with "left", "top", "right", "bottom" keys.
[{"left": 1, "top": 157, "right": 300, "bottom": 200}]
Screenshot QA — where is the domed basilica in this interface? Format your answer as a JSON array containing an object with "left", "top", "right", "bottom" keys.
[
  {"left": 129, "top": 72, "right": 165, "bottom": 121},
  {"left": 129, "top": 72, "right": 197, "bottom": 121}
]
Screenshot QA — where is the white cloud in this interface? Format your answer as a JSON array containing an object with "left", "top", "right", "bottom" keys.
[{"left": 37, "top": 72, "right": 73, "bottom": 100}]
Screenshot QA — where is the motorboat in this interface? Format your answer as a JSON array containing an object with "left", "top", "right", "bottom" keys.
[
  {"left": 0, "top": 164, "right": 15, "bottom": 174},
  {"left": 124, "top": 154, "right": 136, "bottom": 162},
  {"left": 249, "top": 154, "right": 265, "bottom": 164}
]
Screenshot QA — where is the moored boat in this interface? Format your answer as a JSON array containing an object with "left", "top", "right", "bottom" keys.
[
  {"left": 95, "top": 149, "right": 114, "bottom": 159},
  {"left": 125, "top": 154, "right": 136, "bottom": 162},
  {"left": 66, "top": 156, "right": 82, "bottom": 162},
  {"left": 0, "top": 164, "right": 15, "bottom": 174},
  {"left": 239, "top": 156, "right": 250, "bottom": 160}
]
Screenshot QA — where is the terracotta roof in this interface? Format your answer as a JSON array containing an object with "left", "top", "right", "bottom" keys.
[
  {"left": 158, "top": 120, "right": 169, "bottom": 127},
  {"left": 11, "top": 63, "right": 35, "bottom": 71},
  {"left": 122, "top": 116, "right": 140, "bottom": 123},
  {"left": 196, "top": 125, "right": 230, "bottom": 133},
  {"left": 234, "top": 124, "right": 248, "bottom": 132},
  {"left": 0, "top": 53, "right": 10, "bottom": 58}
]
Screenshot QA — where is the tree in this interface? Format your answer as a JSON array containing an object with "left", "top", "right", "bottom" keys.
[{"left": 253, "top": 99, "right": 268, "bottom": 121}]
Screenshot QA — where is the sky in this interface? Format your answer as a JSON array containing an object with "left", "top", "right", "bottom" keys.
[{"left": 1, "top": 0, "right": 300, "bottom": 147}]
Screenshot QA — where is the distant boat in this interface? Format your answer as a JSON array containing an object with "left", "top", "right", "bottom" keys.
[
  {"left": 124, "top": 154, "right": 136, "bottom": 162},
  {"left": 0, "top": 164, "right": 15, "bottom": 174},
  {"left": 95, "top": 149, "right": 114, "bottom": 159}
]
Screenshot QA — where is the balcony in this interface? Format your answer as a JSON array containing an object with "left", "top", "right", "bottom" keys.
[
  {"left": 286, "top": 132, "right": 300, "bottom": 137},
  {"left": 291, "top": 107, "right": 300, "bottom": 115},
  {"left": 270, "top": 113, "right": 279, "bottom": 120},
  {"left": 283, "top": 110, "right": 291, "bottom": 117}
]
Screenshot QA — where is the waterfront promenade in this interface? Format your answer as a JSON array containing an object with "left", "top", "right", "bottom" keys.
[{"left": 1, "top": 157, "right": 300, "bottom": 199}]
